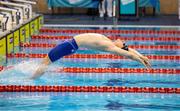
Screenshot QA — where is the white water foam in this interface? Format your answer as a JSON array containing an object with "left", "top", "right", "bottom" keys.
[
  {"left": 0, "top": 59, "right": 65, "bottom": 85},
  {"left": 13, "top": 60, "right": 40, "bottom": 75}
]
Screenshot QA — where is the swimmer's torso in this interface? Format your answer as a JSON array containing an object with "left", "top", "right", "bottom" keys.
[{"left": 74, "top": 33, "right": 114, "bottom": 51}]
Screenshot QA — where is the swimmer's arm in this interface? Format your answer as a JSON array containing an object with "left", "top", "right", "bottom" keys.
[
  {"left": 128, "top": 48, "right": 143, "bottom": 57},
  {"left": 107, "top": 46, "right": 150, "bottom": 68},
  {"left": 128, "top": 48, "right": 151, "bottom": 68},
  {"left": 107, "top": 46, "right": 137, "bottom": 60},
  {"left": 30, "top": 56, "right": 51, "bottom": 79}
]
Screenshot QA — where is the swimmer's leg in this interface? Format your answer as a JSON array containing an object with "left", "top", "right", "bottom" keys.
[
  {"left": 30, "top": 56, "right": 51, "bottom": 79},
  {"left": 30, "top": 39, "right": 78, "bottom": 79}
]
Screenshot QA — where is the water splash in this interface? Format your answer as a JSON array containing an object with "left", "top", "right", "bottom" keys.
[
  {"left": 0, "top": 59, "right": 66, "bottom": 85},
  {"left": 0, "top": 60, "right": 41, "bottom": 85},
  {"left": 14, "top": 60, "right": 40, "bottom": 75}
]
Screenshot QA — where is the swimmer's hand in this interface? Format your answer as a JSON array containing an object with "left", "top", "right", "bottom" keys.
[
  {"left": 129, "top": 53, "right": 151, "bottom": 69},
  {"left": 127, "top": 48, "right": 151, "bottom": 69},
  {"left": 140, "top": 56, "right": 151, "bottom": 69}
]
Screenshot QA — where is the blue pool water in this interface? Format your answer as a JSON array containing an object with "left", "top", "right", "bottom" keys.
[
  {"left": 0, "top": 92, "right": 180, "bottom": 111},
  {"left": 0, "top": 27, "right": 180, "bottom": 111}
]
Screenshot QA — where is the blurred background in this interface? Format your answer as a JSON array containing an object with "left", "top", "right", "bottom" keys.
[{"left": 32, "top": 0, "right": 180, "bottom": 26}]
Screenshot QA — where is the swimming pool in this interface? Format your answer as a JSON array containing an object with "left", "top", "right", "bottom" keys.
[{"left": 0, "top": 26, "right": 180, "bottom": 111}]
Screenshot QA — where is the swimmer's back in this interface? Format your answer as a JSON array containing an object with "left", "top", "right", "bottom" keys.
[{"left": 74, "top": 33, "right": 111, "bottom": 47}]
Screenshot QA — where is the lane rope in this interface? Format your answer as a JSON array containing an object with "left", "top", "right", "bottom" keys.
[
  {"left": 0, "top": 66, "right": 179, "bottom": 74},
  {"left": 20, "top": 43, "right": 180, "bottom": 50},
  {"left": 40, "top": 29, "right": 180, "bottom": 35},
  {"left": 31, "top": 35, "right": 180, "bottom": 42},
  {"left": 0, "top": 85, "right": 179, "bottom": 93},
  {"left": 7, "top": 53, "right": 180, "bottom": 60}
]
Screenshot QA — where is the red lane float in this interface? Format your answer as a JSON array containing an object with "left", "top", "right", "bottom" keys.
[
  {"left": 0, "top": 66, "right": 3, "bottom": 71},
  {"left": 40, "top": 29, "right": 180, "bottom": 35},
  {"left": 0, "top": 66, "right": 13, "bottom": 72},
  {"left": 20, "top": 43, "right": 180, "bottom": 50},
  {"left": 0, "top": 85, "right": 179, "bottom": 93},
  {"left": 32, "top": 35, "right": 180, "bottom": 42},
  {"left": 61, "top": 67, "right": 180, "bottom": 74},
  {"left": 7, "top": 53, "right": 180, "bottom": 60},
  {"left": 7, "top": 53, "right": 47, "bottom": 58},
  {"left": 0, "top": 66, "right": 179, "bottom": 74},
  {"left": 20, "top": 43, "right": 56, "bottom": 48}
]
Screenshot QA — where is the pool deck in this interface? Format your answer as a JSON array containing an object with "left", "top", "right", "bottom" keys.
[{"left": 44, "top": 14, "right": 180, "bottom": 26}]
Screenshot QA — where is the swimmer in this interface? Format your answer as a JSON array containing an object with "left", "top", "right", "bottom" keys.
[{"left": 30, "top": 33, "right": 151, "bottom": 79}]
